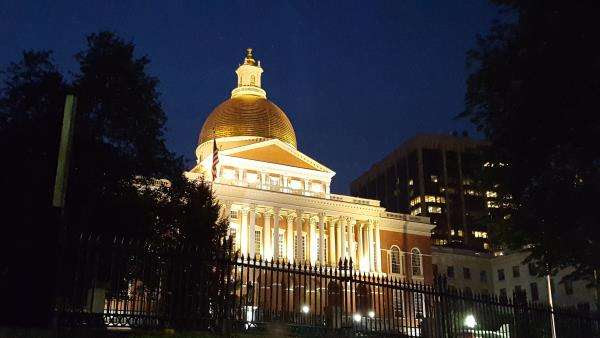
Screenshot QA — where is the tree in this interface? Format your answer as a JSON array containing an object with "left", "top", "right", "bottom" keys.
[
  {"left": 461, "top": 0, "right": 600, "bottom": 287},
  {"left": 0, "top": 51, "right": 67, "bottom": 327},
  {"left": 0, "top": 32, "right": 228, "bottom": 327}
]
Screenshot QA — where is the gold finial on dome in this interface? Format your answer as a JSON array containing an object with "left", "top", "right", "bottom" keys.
[{"left": 244, "top": 47, "right": 256, "bottom": 66}]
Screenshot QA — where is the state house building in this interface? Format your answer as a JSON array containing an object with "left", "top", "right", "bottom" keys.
[{"left": 185, "top": 49, "right": 435, "bottom": 283}]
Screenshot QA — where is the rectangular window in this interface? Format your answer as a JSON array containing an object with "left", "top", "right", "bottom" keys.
[
  {"left": 528, "top": 263, "right": 537, "bottom": 276},
  {"left": 316, "top": 237, "right": 327, "bottom": 263},
  {"left": 512, "top": 266, "right": 520, "bottom": 278},
  {"left": 410, "top": 207, "right": 422, "bottom": 216},
  {"left": 486, "top": 190, "right": 497, "bottom": 198},
  {"left": 565, "top": 280, "right": 573, "bottom": 295},
  {"left": 480, "top": 270, "right": 487, "bottom": 283},
  {"left": 463, "top": 267, "right": 471, "bottom": 280},
  {"left": 498, "top": 269, "right": 505, "bottom": 281},
  {"left": 293, "top": 235, "right": 306, "bottom": 261},
  {"left": 413, "top": 293, "right": 424, "bottom": 317},
  {"left": 499, "top": 288, "right": 507, "bottom": 299},
  {"left": 447, "top": 266, "right": 454, "bottom": 278},
  {"left": 229, "top": 210, "right": 238, "bottom": 219},
  {"left": 255, "top": 230, "right": 262, "bottom": 257},
  {"left": 392, "top": 290, "right": 403, "bottom": 317},
  {"left": 427, "top": 206, "right": 442, "bottom": 213},
  {"left": 278, "top": 233, "right": 285, "bottom": 259},
  {"left": 530, "top": 282, "right": 539, "bottom": 301},
  {"left": 229, "top": 228, "right": 237, "bottom": 250},
  {"left": 270, "top": 176, "right": 280, "bottom": 186}
]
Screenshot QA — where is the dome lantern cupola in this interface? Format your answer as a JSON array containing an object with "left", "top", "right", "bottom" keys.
[{"left": 232, "top": 48, "right": 266, "bottom": 98}]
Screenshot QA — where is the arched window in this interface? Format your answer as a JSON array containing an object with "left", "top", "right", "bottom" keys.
[
  {"left": 411, "top": 248, "right": 423, "bottom": 277},
  {"left": 250, "top": 75, "right": 256, "bottom": 85},
  {"left": 390, "top": 246, "right": 402, "bottom": 274}
]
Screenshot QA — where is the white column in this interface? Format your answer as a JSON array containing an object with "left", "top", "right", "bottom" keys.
[
  {"left": 329, "top": 219, "right": 336, "bottom": 265},
  {"left": 286, "top": 214, "right": 294, "bottom": 262},
  {"left": 357, "top": 223, "right": 364, "bottom": 270},
  {"left": 273, "top": 207, "right": 281, "bottom": 261},
  {"left": 295, "top": 210, "right": 304, "bottom": 263},
  {"left": 375, "top": 221, "right": 382, "bottom": 272},
  {"left": 348, "top": 218, "right": 356, "bottom": 266},
  {"left": 340, "top": 217, "right": 347, "bottom": 261},
  {"left": 335, "top": 219, "right": 342, "bottom": 264},
  {"left": 249, "top": 204, "right": 256, "bottom": 258},
  {"left": 264, "top": 210, "right": 272, "bottom": 260},
  {"left": 367, "top": 219, "right": 375, "bottom": 271},
  {"left": 240, "top": 208, "right": 249, "bottom": 257},
  {"left": 238, "top": 168, "right": 244, "bottom": 183},
  {"left": 318, "top": 212, "right": 326, "bottom": 265},
  {"left": 309, "top": 217, "right": 317, "bottom": 265}
]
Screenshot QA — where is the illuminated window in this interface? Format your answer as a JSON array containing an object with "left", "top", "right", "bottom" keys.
[
  {"left": 483, "top": 243, "right": 490, "bottom": 250},
  {"left": 425, "top": 195, "right": 436, "bottom": 203},
  {"left": 473, "top": 231, "right": 488, "bottom": 238},
  {"left": 222, "top": 168, "right": 236, "bottom": 180},
  {"left": 410, "top": 196, "right": 421, "bottom": 207},
  {"left": 411, "top": 248, "right": 423, "bottom": 276},
  {"left": 457, "top": 230, "right": 463, "bottom": 237},
  {"left": 486, "top": 191, "right": 497, "bottom": 198},
  {"left": 427, "top": 206, "right": 442, "bottom": 213},
  {"left": 408, "top": 179, "right": 414, "bottom": 186},
  {"left": 487, "top": 201, "right": 499, "bottom": 208},
  {"left": 390, "top": 246, "right": 402, "bottom": 274},
  {"left": 311, "top": 182, "right": 323, "bottom": 193},
  {"left": 255, "top": 230, "right": 262, "bottom": 256},
  {"left": 410, "top": 208, "right": 422, "bottom": 216},
  {"left": 229, "top": 210, "right": 238, "bottom": 219},
  {"left": 436, "top": 196, "right": 445, "bottom": 203},
  {"left": 392, "top": 290, "right": 403, "bottom": 317},
  {"left": 450, "top": 230, "right": 455, "bottom": 236},
  {"left": 294, "top": 235, "right": 306, "bottom": 261},
  {"left": 290, "top": 179, "right": 303, "bottom": 190},
  {"left": 246, "top": 172, "right": 258, "bottom": 184},
  {"left": 278, "top": 233, "right": 285, "bottom": 259},
  {"left": 430, "top": 175, "right": 439, "bottom": 183}
]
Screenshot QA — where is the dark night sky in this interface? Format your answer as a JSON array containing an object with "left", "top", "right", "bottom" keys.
[{"left": 1, "top": 1, "right": 499, "bottom": 193}]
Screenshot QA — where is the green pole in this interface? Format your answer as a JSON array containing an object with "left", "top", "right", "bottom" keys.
[{"left": 53, "top": 94, "right": 77, "bottom": 208}]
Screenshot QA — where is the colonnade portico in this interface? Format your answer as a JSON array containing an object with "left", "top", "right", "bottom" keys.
[{"left": 224, "top": 201, "right": 383, "bottom": 273}]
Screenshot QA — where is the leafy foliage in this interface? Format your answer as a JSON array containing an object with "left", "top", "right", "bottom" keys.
[{"left": 461, "top": 1, "right": 600, "bottom": 284}]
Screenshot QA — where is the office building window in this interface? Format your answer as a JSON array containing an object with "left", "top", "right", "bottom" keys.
[
  {"left": 565, "top": 280, "right": 574, "bottom": 295},
  {"left": 530, "top": 282, "right": 539, "bottom": 301},
  {"left": 480, "top": 270, "right": 487, "bottom": 282},
  {"left": 427, "top": 206, "right": 442, "bottom": 213},
  {"left": 498, "top": 269, "right": 505, "bottom": 281},
  {"left": 447, "top": 266, "right": 454, "bottom": 278},
  {"left": 463, "top": 267, "right": 471, "bottom": 280},
  {"left": 512, "top": 266, "right": 520, "bottom": 278}
]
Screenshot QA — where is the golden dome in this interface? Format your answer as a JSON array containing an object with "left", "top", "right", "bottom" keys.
[{"left": 198, "top": 95, "right": 297, "bottom": 148}]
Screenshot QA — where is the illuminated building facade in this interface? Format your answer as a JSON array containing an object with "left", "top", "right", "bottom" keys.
[
  {"left": 185, "top": 49, "right": 435, "bottom": 283},
  {"left": 350, "top": 134, "right": 496, "bottom": 251}
]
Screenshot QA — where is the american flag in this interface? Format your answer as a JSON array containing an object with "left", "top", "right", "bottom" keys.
[{"left": 212, "top": 136, "right": 219, "bottom": 181}]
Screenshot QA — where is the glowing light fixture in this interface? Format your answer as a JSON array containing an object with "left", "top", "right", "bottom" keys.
[
  {"left": 301, "top": 305, "right": 310, "bottom": 314},
  {"left": 353, "top": 313, "right": 362, "bottom": 323},
  {"left": 464, "top": 314, "right": 477, "bottom": 329},
  {"left": 368, "top": 310, "right": 375, "bottom": 318}
]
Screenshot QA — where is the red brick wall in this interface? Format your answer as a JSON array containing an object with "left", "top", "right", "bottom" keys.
[{"left": 379, "top": 230, "right": 433, "bottom": 284}]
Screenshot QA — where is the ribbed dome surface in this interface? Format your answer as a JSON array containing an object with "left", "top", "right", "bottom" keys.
[{"left": 198, "top": 95, "right": 297, "bottom": 148}]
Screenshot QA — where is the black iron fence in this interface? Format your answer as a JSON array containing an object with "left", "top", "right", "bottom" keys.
[{"left": 54, "top": 235, "right": 600, "bottom": 337}]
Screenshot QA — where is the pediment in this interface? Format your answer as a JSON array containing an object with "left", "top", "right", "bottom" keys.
[{"left": 221, "top": 139, "right": 333, "bottom": 173}]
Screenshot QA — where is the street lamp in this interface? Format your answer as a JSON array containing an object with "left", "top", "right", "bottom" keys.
[
  {"left": 464, "top": 314, "right": 477, "bottom": 329},
  {"left": 301, "top": 305, "right": 310, "bottom": 314},
  {"left": 353, "top": 313, "right": 362, "bottom": 323},
  {"left": 368, "top": 310, "right": 375, "bottom": 319}
]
